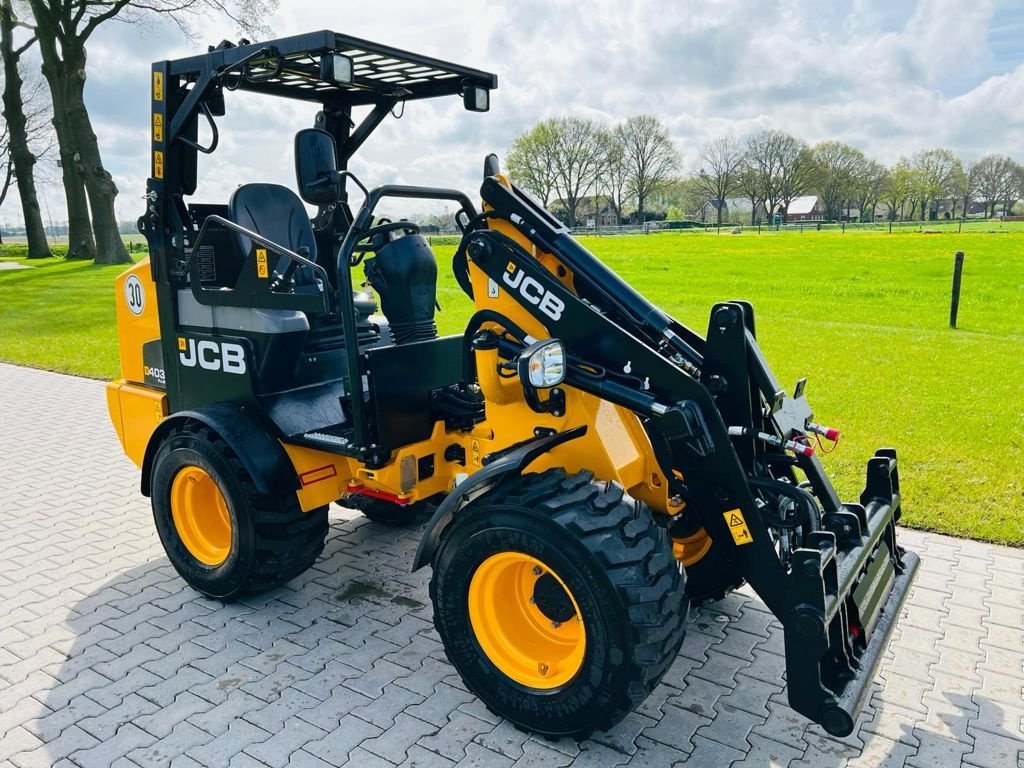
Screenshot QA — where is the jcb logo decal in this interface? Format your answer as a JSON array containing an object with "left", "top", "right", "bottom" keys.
[
  {"left": 502, "top": 265, "right": 565, "bottom": 321},
  {"left": 178, "top": 337, "right": 247, "bottom": 375}
]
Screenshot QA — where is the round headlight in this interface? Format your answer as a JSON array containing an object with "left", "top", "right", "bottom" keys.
[{"left": 518, "top": 339, "right": 565, "bottom": 389}]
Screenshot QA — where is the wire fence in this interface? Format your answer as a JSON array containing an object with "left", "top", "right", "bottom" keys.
[{"left": 566, "top": 217, "right": 1024, "bottom": 237}]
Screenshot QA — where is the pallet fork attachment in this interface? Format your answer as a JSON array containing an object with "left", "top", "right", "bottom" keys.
[{"left": 774, "top": 451, "right": 919, "bottom": 735}]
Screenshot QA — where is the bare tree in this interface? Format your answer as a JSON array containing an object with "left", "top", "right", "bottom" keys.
[
  {"left": 972, "top": 154, "right": 1015, "bottom": 218},
  {"left": 597, "top": 129, "right": 629, "bottom": 225},
  {"left": 745, "top": 130, "right": 783, "bottom": 218},
  {"left": 735, "top": 161, "right": 764, "bottom": 225},
  {"left": 851, "top": 158, "right": 887, "bottom": 222},
  {"left": 947, "top": 160, "right": 974, "bottom": 220},
  {"left": 977, "top": 155, "right": 1024, "bottom": 218},
  {"left": 547, "top": 116, "right": 604, "bottom": 227},
  {"left": 997, "top": 159, "right": 1023, "bottom": 217},
  {"left": 775, "top": 134, "right": 815, "bottom": 217},
  {"left": 1011, "top": 163, "right": 1024, "bottom": 216},
  {"left": 694, "top": 136, "right": 742, "bottom": 226},
  {"left": 0, "top": 0, "right": 50, "bottom": 256},
  {"left": 813, "top": 140, "right": 863, "bottom": 220},
  {"left": 25, "top": 0, "right": 276, "bottom": 264},
  {"left": 881, "top": 159, "right": 915, "bottom": 221},
  {"left": 617, "top": 114, "right": 677, "bottom": 222},
  {"left": 912, "top": 148, "right": 958, "bottom": 220},
  {"left": 747, "top": 129, "right": 816, "bottom": 219},
  {"left": 506, "top": 119, "right": 559, "bottom": 207}
]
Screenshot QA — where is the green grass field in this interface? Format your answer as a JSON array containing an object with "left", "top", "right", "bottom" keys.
[{"left": 2, "top": 230, "right": 1021, "bottom": 546}]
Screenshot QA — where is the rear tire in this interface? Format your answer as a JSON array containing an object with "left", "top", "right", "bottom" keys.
[
  {"left": 151, "top": 423, "right": 328, "bottom": 601},
  {"left": 430, "top": 469, "right": 688, "bottom": 739}
]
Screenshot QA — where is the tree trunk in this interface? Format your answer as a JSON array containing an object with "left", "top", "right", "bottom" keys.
[
  {"left": 33, "top": 11, "right": 94, "bottom": 260},
  {"left": 61, "top": 41, "right": 128, "bottom": 264},
  {"left": 0, "top": 1, "right": 50, "bottom": 258}
]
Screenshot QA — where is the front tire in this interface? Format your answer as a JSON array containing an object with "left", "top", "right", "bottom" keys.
[
  {"left": 430, "top": 469, "right": 688, "bottom": 739},
  {"left": 151, "top": 423, "right": 328, "bottom": 601}
]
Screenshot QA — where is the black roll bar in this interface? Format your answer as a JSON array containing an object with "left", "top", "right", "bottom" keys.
[{"left": 334, "top": 184, "right": 479, "bottom": 458}]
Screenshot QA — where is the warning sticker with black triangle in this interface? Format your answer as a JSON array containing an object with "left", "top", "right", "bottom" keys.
[{"left": 722, "top": 508, "right": 753, "bottom": 546}]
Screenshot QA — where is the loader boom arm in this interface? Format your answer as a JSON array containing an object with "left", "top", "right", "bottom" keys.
[{"left": 466, "top": 176, "right": 919, "bottom": 737}]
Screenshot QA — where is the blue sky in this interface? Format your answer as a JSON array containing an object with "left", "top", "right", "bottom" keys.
[{"left": 5, "top": 0, "right": 1024, "bottom": 225}]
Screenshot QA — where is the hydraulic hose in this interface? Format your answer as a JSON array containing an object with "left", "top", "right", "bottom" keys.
[{"left": 748, "top": 477, "right": 821, "bottom": 532}]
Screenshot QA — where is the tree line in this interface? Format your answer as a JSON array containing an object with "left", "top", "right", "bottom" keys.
[
  {"left": 506, "top": 114, "right": 678, "bottom": 228},
  {"left": 0, "top": 0, "right": 273, "bottom": 263},
  {"left": 506, "top": 116, "right": 1024, "bottom": 228}
]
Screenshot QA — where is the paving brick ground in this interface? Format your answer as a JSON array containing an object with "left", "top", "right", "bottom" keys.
[{"left": 1, "top": 361, "right": 1022, "bottom": 768}]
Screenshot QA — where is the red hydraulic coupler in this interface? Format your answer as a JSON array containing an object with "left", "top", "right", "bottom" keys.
[
  {"left": 727, "top": 426, "right": 815, "bottom": 456},
  {"left": 806, "top": 422, "right": 841, "bottom": 442}
]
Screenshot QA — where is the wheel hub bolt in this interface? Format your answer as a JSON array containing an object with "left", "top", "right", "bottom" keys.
[
  {"left": 551, "top": 621, "right": 561, "bottom": 629},
  {"left": 538, "top": 663, "right": 549, "bottom": 675},
  {"left": 532, "top": 566, "right": 543, "bottom": 576}
]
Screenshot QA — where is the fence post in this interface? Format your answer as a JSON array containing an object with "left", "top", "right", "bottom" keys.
[{"left": 950, "top": 251, "right": 964, "bottom": 328}]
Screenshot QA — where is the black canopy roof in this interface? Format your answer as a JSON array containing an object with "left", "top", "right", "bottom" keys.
[{"left": 167, "top": 29, "right": 497, "bottom": 108}]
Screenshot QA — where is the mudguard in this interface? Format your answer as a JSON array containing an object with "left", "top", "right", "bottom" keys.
[
  {"left": 411, "top": 425, "right": 587, "bottom": 571},
  {"left": 140, "top": 402, "right": 299, "bottom": 498}
]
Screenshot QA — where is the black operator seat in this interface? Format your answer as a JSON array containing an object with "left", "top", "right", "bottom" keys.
[{"left": 228, "top": 183, "right": 316, "bottom": 285}]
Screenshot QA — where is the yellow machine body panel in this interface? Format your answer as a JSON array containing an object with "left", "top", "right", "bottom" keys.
[
  {"left": 455, "top": 181, "right": 679, "bottom": 517},
  {"left": 106, "top": 381, "right": 168, "bottom": 467},
  {"left": 113, "top": 259, "right": 163, "bottom": 388},
  {"left": 108, "top": 259, "right": 168, "bottom": 467},
  {"left": 282, "top": 420, "right": 459, "bottom": 513}
]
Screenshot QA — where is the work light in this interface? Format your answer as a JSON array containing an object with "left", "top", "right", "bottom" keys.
[
  {"left": 518, "top": 339, "right": 565, "bottom": 388},
  {"left": 463, "top": 85, "right": 490, "bottom": 112},
  {"left": 321, "top": 53, "right": 354, "bottom": 84}
]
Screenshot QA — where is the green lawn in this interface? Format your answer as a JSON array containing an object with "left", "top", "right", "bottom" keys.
[{"left": 2, "top": 230, "right": 1022, "bottom": 546}]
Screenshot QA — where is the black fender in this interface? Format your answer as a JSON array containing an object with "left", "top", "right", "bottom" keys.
[
  {"left": 411, "top": 425, "right": 587, "bottom": 571},
  {"left": 140, "top": 402, "right": 299, "bottom": 499}
]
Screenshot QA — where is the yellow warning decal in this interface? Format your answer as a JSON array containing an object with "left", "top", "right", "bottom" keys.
[
  {"left": 723, "top": 508, "right": 753, "bottom": 546},
  {"left": 177, "top": 337, "right": 186, "bottom": 351},
  {"left": 153, "top": 150, "right": 164, "bottom": 179},
  {"left": 153, "top": 71, "right": 164, "bottom": 102},
  {"left": 152, "top": 113, "right": 163, "bottom": 143},
  {"left": 256, "top": 248, "right": 269, "bottom": 278}
]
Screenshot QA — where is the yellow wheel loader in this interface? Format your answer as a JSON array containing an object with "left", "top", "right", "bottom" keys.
[{"left": 108, "top": 30, "right": 919, "bottom": 739}]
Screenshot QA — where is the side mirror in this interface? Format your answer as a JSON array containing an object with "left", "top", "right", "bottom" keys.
[{"left": 295, "top": 128, "right": 340, "bottom": 205}]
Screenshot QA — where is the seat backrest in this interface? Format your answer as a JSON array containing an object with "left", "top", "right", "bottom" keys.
[{"left": 228, "top": 183, "right": 317, "bottom": 268}]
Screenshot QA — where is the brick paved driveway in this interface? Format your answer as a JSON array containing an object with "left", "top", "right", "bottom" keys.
[{"left": 0, "top": 362, "right": 1022, "bottom": 768}]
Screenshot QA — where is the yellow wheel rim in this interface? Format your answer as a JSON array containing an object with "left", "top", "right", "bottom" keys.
[
  {"left": 673, "top": 528, "right": 714, "bottom": 567},
  {"left": 170, "top": 466, "right": 232, "bottom": 566},
  {"left": 468, "top": 552, "right": 586, "bottom": 689}
]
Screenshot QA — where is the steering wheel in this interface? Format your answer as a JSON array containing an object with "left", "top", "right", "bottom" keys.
[{"left": 353, "top": 219, "right": 421, "bottom": 254}]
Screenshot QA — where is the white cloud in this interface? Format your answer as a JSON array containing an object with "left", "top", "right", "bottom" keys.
[{"left": 3, "top": 0, "right": 1023, "bottom": 226}]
